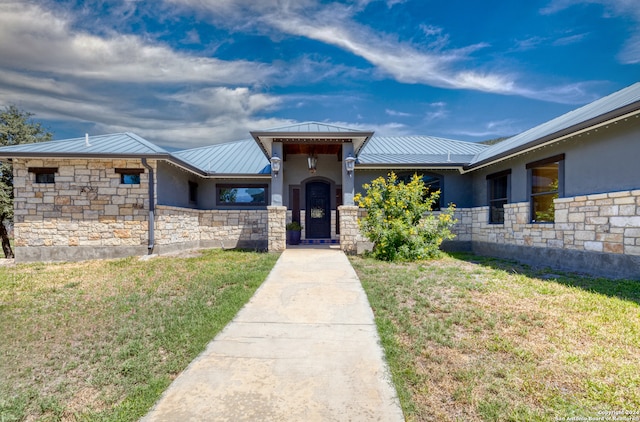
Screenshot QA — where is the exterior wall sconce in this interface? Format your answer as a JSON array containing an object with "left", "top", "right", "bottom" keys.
[
  {"left": 345, "top": 154, "right": 356, "bottom": 176},
  {"left": 270, "top": 155, "right": 281, "bottom": 176},
  {"left": 307, "top": 153, "right": 318, "bottom": 174}
]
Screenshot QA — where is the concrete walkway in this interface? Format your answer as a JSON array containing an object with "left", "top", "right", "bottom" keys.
[{"left": 142, "top": 247, "right": 404, "bottom": 421}]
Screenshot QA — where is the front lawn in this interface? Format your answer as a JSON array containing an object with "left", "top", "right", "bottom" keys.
[
  {"left": 351, "top": 253, "right": 640, "bottom": 421},
  {"left": 0, "top": 249, "right": 278, "bottom": 421}
]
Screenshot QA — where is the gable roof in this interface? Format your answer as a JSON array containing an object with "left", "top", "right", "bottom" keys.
[
  {"left": 172, "top": 139, "right": 270, "bottom": 175},
  {"left": 469, "top": 82, "right": 640, "bottom": 169},
  {"left": 250, "top": 121, "right": 374, "bottom": 158},
  {"left": 0, "top": 132, "right": 169, "bottom": 157},
  {"left": 359, "top": 135, "right": 488, "bottom": 167}
]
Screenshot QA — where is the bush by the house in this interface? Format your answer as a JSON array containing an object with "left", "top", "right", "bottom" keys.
[{"left": 354, "top": 172, "right": 457, "bottom": 261}]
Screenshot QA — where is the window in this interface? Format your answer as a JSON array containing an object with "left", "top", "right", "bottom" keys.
[
  {"left": 487, "top": 170, "right": 511, "bottom": 224},
  {"left": 397, "top": 173, "right": 443, "bottom": 210},
  {"left": 217, "top": 184, "right": 267, "bottom": 206},
  {"left": 29, "top": 167, "right": 57, "bottom": 184},
  {"left": 189, "top": 181, "right": 198, "bottom": 204},
  {"left": 115, "top": 168, "right": 144, "bottom": 185},
  {"left": 527, "top": 154, "right": 564, "bottom": 223}
]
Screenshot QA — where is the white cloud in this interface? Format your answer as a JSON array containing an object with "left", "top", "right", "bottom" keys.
[
  {"left": 165, "top": 0, "right": 597, "bottom": 103},
  {"left": 0, "top": 2, "right": 272, "bottom": 85},
  {"left": 542, "top": 0, "right": 640, "bottom": 63},
  {"left": 0, "top": 1, "right": 292, "bottom": 148},
  {"left": 385, "top": 109, "right": 412, "bottom": 117}
]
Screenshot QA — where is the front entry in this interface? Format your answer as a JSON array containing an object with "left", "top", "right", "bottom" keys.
[{"left": 306, "top": 181, "right": 331, "bottom": 238}]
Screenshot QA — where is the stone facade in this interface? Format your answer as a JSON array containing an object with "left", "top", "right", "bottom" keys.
[
  {"left": 154, "top": 206, "right": 268, "bottom": 252},
  {"left": 12, "top": 158, "right": 152, "bottom": 261},
  {"left": 268, "top": 206, "right": 287, "bottom": 252},
  {"left": 338, "top": 205, "right": 359, "bottom": 254},
  {"left": 466, "top": 189, "right": 640, "bottom": 256}
]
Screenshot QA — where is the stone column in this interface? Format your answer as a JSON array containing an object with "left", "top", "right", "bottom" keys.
[
  {"left": 339, "top": 205, "right": 359, "bottom": 254},
  {"left": 268, "top": 205, "right": 287, "bottom": 252}
]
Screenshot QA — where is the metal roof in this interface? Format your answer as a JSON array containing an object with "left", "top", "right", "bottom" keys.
[
  {"left": 172, "top": 139, "right": 270, "bottom": 175},
  {"left": 0, "top": 132, "right": 169, "bottom": 157},
  {"left": 260, "top": 121, "right": 365, "bottom": 133},
  {"left": 358, "top": 135, "right": 487, "bottom": 166},
  {"left": 470, "top": 82, "right": 640, "bottom": 167}
]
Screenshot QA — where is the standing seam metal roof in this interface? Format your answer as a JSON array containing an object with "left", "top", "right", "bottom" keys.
[
  {"left": 0, "top": 132, "right": 169, "bottom": 156},
  {"left": 171, "top": 139, "right": 270, "bottom": 174},
  {"left": 259, "top": 121, "right": 365, "bottom": 133},
  {"left": 471, "top": 82, "right": 640, "bottom": 165}
]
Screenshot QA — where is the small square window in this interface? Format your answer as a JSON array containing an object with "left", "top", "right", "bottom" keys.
[
  {"left": 35, "top": 172, "right": 55, "bottom": 184},
  {"left": 115, "top": 168, "right": 144, "bottom": 185},
  {"left": 121, "top": 173, "right": 141, "bottom": 184},
  {"left": 29, "top": 167, "right": 57, "bottom": 184}
]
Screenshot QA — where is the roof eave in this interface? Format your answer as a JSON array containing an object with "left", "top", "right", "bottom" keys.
[
  {"left": 0, "top": 152, "right": 172, "bottom": 160},
  {"left": 355, "top": 163, "right": 466, "bottom": 171},
  {"left": 200, "top": 173, "right": 272, "bottom": 179}
]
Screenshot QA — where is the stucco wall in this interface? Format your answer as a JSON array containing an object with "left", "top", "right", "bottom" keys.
[
  {"left": 156, "top": 161, "right": 204, "bottom": 209},
  {"left": 355, "top": 169, "right": 473, "bottom": 208},
  {"left": 471, "top": 117, "right": 640, "bottom": 206}
]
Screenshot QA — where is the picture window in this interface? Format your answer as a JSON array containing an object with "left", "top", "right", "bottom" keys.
[{"left": 217, "top": 184, "right": 267, "bottom": 206}]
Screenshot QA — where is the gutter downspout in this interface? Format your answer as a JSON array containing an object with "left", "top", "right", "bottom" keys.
[{"left": 141, "top": 158, "right": 155, "bottom": 254}]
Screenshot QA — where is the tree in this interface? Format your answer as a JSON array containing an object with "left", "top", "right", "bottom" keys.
[
  {"left": 0, "top": 105, "right": 52, "bottom": 258},
  {"left": 354, "top": 172, "right": 457, "bottom": 261}
]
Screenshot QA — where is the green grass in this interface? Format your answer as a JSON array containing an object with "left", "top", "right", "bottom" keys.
[
  {"left": 0, "top": 249, "right": 278, "bottom": 421},
  {"left": 351, "top": 252, "right": 640, "bottom": 422}
]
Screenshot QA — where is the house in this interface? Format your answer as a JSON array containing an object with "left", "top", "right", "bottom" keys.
[{"left": 1, "top": 82, "right": 639, "bottom": 279}]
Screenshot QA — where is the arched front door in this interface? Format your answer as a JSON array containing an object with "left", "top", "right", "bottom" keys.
[{"left": 306, "top": 181, "right": 331, "bottom": 238}]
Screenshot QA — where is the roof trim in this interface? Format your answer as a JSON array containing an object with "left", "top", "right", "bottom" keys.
[
  {"left": 1, "top": 152, "right": 172, "bottom": 159},
  {"left": 355, "top": 163, "right": 465, "bottom": 171}
]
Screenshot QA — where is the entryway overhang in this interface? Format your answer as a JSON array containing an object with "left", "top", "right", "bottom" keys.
[{"left": 250, "top": 122, "right": 374, "bottom": 159}]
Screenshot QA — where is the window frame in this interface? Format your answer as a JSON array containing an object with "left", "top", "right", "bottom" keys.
[
  {"left": 526, "top": 154, "right": 565, "bottom": 224},
  {"left": 397, "top": 172, "right": 443, "bottom": 211},
  {"left": 486, "top": 169, "right": 511, "bottom": 224},
  {"left": 115, "top": 168, "right": 144, "bottom": 185},
  {"left": 216, "top": 184, "right": 269, "bottom": 207},
  {"left": 188, "top": 181, "right": 199, "bottom": 205},
  {"left": 29, "top": 167, "right": 57, "bottom": 184}
]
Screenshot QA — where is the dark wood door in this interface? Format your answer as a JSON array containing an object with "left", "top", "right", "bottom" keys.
[{"left": 306, "top": 181, "right": 331, "bottom": 238}]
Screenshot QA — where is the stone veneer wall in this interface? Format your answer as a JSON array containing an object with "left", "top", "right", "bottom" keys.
[
  {"left": 268, "top": 206, "right": 287, "bottom": 252},
  {"left": 154, "top": 206, "right": 268, "bottom": 253},
  {"left": 469, "top": 190, "right": 640, "bottom": 255},
  {"left": 338, "top": 205, "right": 359, "bottom": 254},
  {"left": 467, "top": 189, "right": 640, "bottom": 278},
  {"left": 12, "top": 158, "right": 152, "bottom": 262}
]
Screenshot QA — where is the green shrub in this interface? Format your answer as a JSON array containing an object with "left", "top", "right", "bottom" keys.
[{"left": 354, "top": 172, "right": 457, "bottom": 261}]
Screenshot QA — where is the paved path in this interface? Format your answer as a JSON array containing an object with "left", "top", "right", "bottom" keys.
[{"left": 142, "top": 247, "right": 404, "bottom": 421}]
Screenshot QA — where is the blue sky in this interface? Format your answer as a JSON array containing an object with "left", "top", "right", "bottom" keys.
[{"left": 0, "top": 0, "right": 638, "bottom": 149}]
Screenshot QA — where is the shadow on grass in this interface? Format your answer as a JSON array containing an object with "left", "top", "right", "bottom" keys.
[{"left": 448, "top": 251, "right": 640, "bottom": 306}]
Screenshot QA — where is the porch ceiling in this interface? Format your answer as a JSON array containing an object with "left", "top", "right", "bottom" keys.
[{"left": 283, "top": 143, "right": 342, "bottom": 160}]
